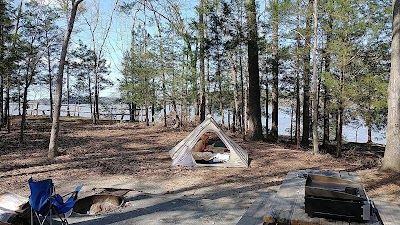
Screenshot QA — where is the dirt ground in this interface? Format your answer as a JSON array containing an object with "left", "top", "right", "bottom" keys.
[{"left": 1, "top": 116, "right": 399, "bottom": 208}]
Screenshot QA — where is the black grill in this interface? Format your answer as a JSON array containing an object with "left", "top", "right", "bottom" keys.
[{"left": 305, "top": 174, "right": 372, "bottom": 222}]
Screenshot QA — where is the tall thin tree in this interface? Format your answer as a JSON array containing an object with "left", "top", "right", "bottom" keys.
[
  {"left": 48, "top": 0, "right": 84, "bottom": 158},
  {"left": 312, "top": 0, "right": 319, "bottom": 154},
  {"left": 301, "top": 0, "right": 313, "bottom": 147},
  {"left": 271, "top": 0, "right": 279, "bottom": 141},
  {"left": 199, "top": 0, "right": 206, "bottom": 122}
]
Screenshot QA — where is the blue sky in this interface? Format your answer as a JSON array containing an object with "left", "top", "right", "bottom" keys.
[{"left": 72, "top": 0, "right": 197, "bottom": 98}]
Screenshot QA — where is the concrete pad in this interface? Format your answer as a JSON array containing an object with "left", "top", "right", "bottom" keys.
[{"left": 66, "top": 192, "right": 247, "bottom": 225}]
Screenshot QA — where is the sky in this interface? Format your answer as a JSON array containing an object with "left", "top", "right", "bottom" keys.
[
  {"left": 11, "top": 0, "right": 199, "bottom": 100},
  {"left": 13, "top": 0, "right": 143, "bottom": 99},
  {"left": 67, "top": 0, "right": 196, "bottom": 98},
  {"left": 74, "top": 0, "right": 132, "bottom": 98}
]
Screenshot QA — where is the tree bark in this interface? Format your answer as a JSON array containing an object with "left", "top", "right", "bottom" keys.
[
  {"left": 46, "top": 37, "right": 54, "bottom": 120},
  {"left": 66, "top": 63, "right": 71, "bottom": 117},
  {"left": 0, "top": 71, "right": 3, "bottom": 127},
  {"left": 295, "top": 0, "right": 301, "bottom": 148},
  {"left": 382, "top": 0, "right": 400, "bottom": 172},
  {"left": 20, "top": 84, "right": 29, "bottom": 143},
  {"left": 217, "top": 57, "right": 224, "bottom": 126},
  {"left": 227, "top": 48, "right": 240, "bottom": 133},
  {"left": 245, "top": 0, "right": 263, "bottom": 141},
  {"left": 20, "top": 65, "right": 36, "bottom": 143},
  {"left": 199, "top": 0, "right": 206, "bottom": 123},
  {"left": 271, "top": 0, "right": 279, "bottom": 141},
  {"left": 322, "top": 0, "right": 332, "bottom": 148},
  {"left": 368, "top": 126, "right": 372, "bottom": 143},
  {"left": 312, "top": 0, "right": 319, "bottom": 154},
  {"left": 152, "top": 10, "right": 167, "bottom": 127},
  {"left": 336, "top": 69, "right": 345, "bottom": 157},
  {"left": 49, "top": 0, "right": 83, "bottom": 158},
  {"left": 301, "top": 0, "right": 313, "bottom": 147}
]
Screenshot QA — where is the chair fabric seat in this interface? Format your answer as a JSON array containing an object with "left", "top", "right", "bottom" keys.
[{"left": 28, "top": 178, "right": 82, "bottom": 225}]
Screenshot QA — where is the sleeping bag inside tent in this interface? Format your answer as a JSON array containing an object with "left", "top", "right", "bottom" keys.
[{"left": 169, "top": 116, "right": 249, "bottom": 167}]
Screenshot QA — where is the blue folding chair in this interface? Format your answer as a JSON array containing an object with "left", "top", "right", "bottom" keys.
[{"left": 28, "top": 178, "right": 82, "bottom": 225}]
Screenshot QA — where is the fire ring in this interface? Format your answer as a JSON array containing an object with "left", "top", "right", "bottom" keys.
[{"left": 73, "top": 194, "right": 125, "bottom": 215}]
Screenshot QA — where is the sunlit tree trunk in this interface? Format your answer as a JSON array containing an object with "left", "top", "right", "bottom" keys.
[
  {"left": 312, "top": 0, "right": 319, "bottom": 154},
  {"left": 382, "top": 0, "right": 400, "bottom": 172},
  {"left": 49, "top": 0, "right": 83, "bottom": 158}
]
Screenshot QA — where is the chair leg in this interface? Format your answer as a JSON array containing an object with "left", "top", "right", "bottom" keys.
[
  {"left": 49, "top": 208, "right": 52, "bottom": 225},
  {"left": 31, "top": 207, "right": 33, "bottom": 225}
]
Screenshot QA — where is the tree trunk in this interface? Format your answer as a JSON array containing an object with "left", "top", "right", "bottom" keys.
[
  {"left": 290, "top": 103, "right": 294, "bottom": 141},
  {"left": 172, "top": 99, "right": 180, "bottom": 129},
  {"left": 323, "top": 90, "right": 329, "bottom": 146},
  {"left": 46, "top": 40, "right": 54, "bottom": 120},
  {"left": 0, "top": 75, "right": 3, "bottom": 127},
  {"left": 271, "top": 0, "right": 279, "bottom": 141},
  {"left": 382, "top": 0, "right": 400, "bottom": 172},
  {"left": 129, "top": 103, "right": 133, "bottom": 121},
  {"left": 240, "top": 55, "right": 245, "bottom": 134},
  {"left": 336, "top": 107, "right": 343, "bottom": 157},
  {"left": 312, "top": 0, "right": 319, "bottom": 154},
  {"left": 245, "top": 0, "right": 263, "bottom": 141},
  {"left": 336, "top": 69, "right": 345, "bottom": 157},
  {"left": 322, "top": 0, "right": 332, "bottom": 148},
  {"left": 367, "top": 126, "right": 372, "bottom": 143},
  {"left": 295, "top": 0, "right": 301, "bottom": 148},
  {"left": 66, "top": 64, "right": 71, "bottom": 117},
  {"left": 206, "top": 51, "right": 211, "bottom": 116},
  {"left": 145, "top": 105, "right": 149, "bottom": 126},
  {"left": 227, "top": 51, "right": 240, "bottom": 133},
  {"left": 302, "top": 0, "right": 313, "bottom": 147},
  {"left": 199, "top": 0, "right": 206, "bottom": 123},
  {"left": 49, "top": 0, "right": 84, "bottom": 158},
  {"left": 94, "top": 64, "right": 99, "bottom": 121},
  {"left": 88, "top": 73, "right": 94, "bottom": 123},
  {"left": 265, "top": 76, "right": 269, "bottom": 135},
  {"left": 5, "top": 71, "right": 10, "bottom": 133},
  {"left": 217, "top": 59, "right": 224, "bottom": 126},
  {"left": 20, "top": 85, "right": 29, "bottom": 143}
]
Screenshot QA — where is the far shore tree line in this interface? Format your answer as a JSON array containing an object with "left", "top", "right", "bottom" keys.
[{"left": 1, "top": 0, "right": 400, "bottom": 172}]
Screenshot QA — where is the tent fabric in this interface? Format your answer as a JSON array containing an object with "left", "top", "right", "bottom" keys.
[{"left": 169, "top": 116, "right": 249, "bottom": 167}]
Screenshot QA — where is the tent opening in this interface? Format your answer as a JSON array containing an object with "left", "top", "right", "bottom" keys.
[
  {"left": 192, "top": 133, "right": 231, "bottom": 165},
  {"left": 169, "top": 116, "right": 248, "bottom": 167}
]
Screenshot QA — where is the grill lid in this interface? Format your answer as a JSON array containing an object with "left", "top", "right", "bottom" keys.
[{"left": 305, "top": 174, "right": 367, "bottom": 201}]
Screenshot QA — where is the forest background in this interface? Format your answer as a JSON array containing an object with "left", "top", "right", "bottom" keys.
[{"left": 0, "top": 0, "right": 392, "bottom": 158}]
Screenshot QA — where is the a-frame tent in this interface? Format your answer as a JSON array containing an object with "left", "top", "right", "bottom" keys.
[{"left": 169, "top": 115, "right": 249, "bottom": 167}]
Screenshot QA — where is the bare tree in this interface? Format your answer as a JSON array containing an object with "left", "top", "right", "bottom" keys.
[
  {"left": 382, "top": 0, "right": 400, "bottom": 172},
  {"left": 83, "top": 0, "right": 119, "bottom": 124},
  {"left": 48, "top": 0, "right": 84, "bottom": 158}
]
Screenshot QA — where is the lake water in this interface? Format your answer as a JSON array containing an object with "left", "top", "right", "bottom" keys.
[{"left": 13, "top": 103, "right": 386, "bottom": 145}]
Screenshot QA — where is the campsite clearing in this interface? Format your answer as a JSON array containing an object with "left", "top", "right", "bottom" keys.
[{"left": 0, "top": 116, "right": 399, "bottom": 224}]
